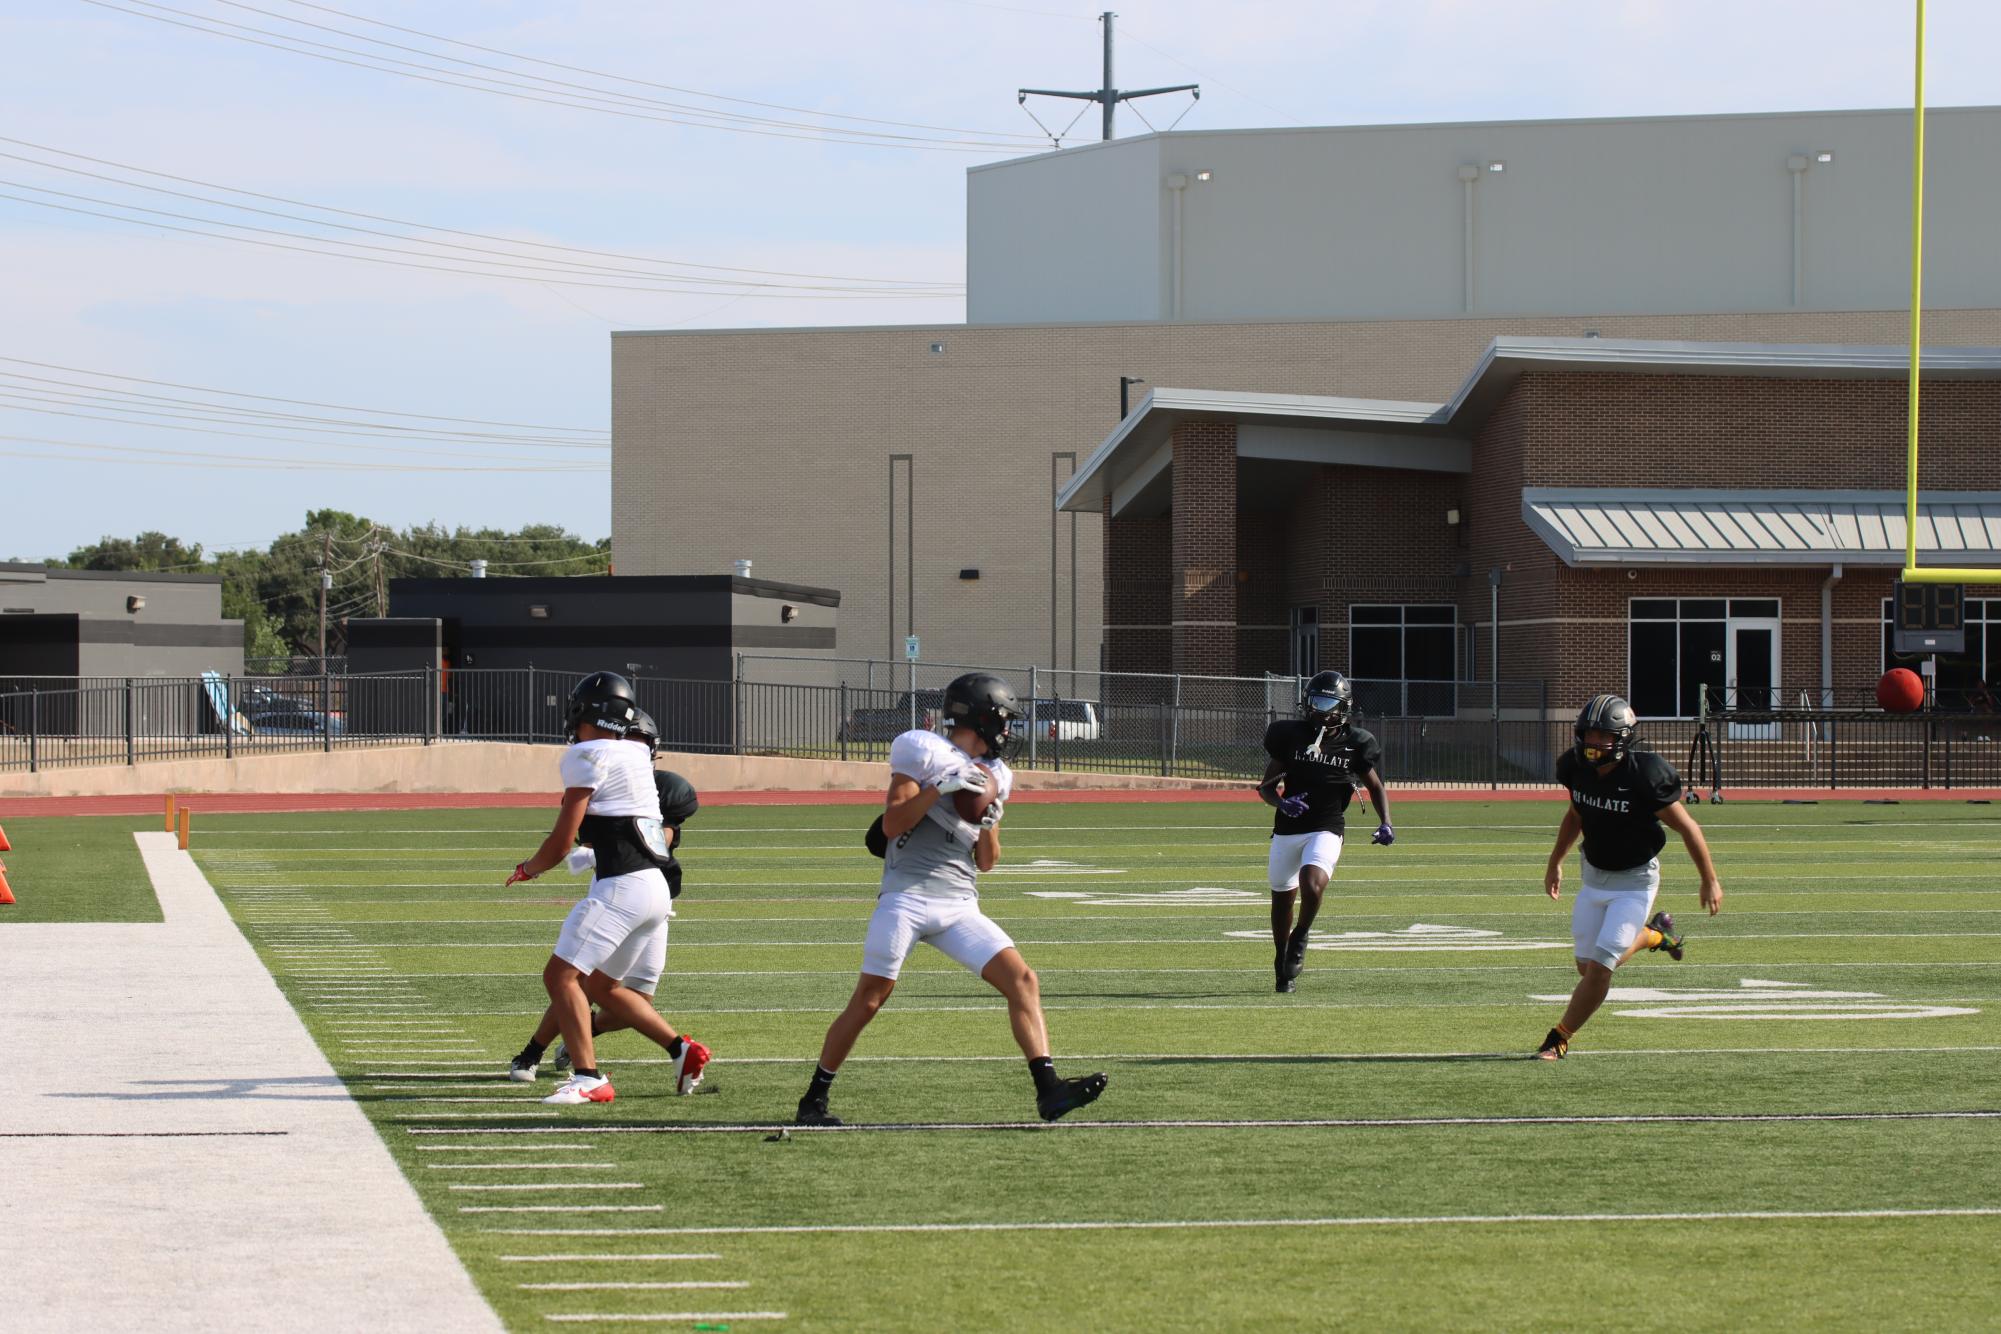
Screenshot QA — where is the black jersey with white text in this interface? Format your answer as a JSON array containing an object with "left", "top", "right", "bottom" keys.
[
  {"left": 1263, "top": 719, "right": 1381, "bottom": 836},
  {"left": 1555, "top": 747, "right": 1683, "bottom": 872}
]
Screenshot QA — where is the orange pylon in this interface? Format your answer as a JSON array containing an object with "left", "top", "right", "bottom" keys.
[
  {"left": 165, "top": 793, "right": 177, "bottom": 833},
  {"left": 0, "top": 823, "right": 10, "bottom": 852},
  {"left": 0, "top": 861, "right": 14, "bottom": 905},
  {"left": 177, "top": 808, "right": 190, "bottom": 851}
]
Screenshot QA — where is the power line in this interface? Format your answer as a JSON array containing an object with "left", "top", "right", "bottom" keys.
[
  {"left": 0, "top": 185, "right": 949, "bottom": 299},
  {"left": 1117, "top": 24, "right": 1311, "bottom": 129},
  {"left": 0, "top": 432, "right": 607, "bottom": 472},
  {"left": 0, "top": 353, "right": 603, "bottom": 434},
  {"left": 263, "top": 0, "right": 1048, "bottom": 142},
  {"left": 0, "top": 176, "right": 953, "bottom": 297},
  {"left": 82, "top": 0, "right": 1037, "bottom": 152},
  {"left": 0, "top": 377, "right": 608, "bottom": 449},
  {"left": 0, "top": 137, "right": 964, "bottom": 290}
]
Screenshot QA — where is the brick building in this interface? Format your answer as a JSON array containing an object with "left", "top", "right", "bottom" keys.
[{"left": 1060, "top": 338, "right": 2001, "bottom": 723}]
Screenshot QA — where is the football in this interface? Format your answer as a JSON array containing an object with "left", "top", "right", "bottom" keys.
[{"left": 953, "top": 783, "right": 996, "bottom": 824}]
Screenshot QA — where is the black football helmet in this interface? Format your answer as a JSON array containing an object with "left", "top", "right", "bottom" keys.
[
  {"left": 626, "top": 707, "right": 661, "bottom": 757},
  {"left": 565, "top": 671, "right": 637, "bottom": 740},
  {"left": 1574, "top": 693, "right": 1639, "bottom": 765},
  {"left": 1300, "top": 671, "right": 1353, "bottom": 729},
  {"left": 941, "top": 672, "right": 1023, "bottom": 760}
]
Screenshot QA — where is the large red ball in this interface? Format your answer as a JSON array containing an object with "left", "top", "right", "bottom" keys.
[
  {"left": 1876, "top": 667, "right": 1925, "bottom": 714},
  {"left": 953, "top": 785, "right": 995, "bottom": 824}
]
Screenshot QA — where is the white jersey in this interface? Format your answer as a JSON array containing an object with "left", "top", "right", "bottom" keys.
[
  {"left": 879, "top": 729, "right": 1013, "bottom": 899},
  {"left": 559, "top": 737, "right": 662, "bottom": 819}
]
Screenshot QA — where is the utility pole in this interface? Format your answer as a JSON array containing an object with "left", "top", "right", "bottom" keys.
[
  {"left": 316, "top": 530, "right": 332, "bottom": 664},
  {"left": 373, "top": 541, "right": 387, "bottom": 618},
  {"left": 1019, "top": 11, "right": 1197, "bottom": 145},
  {"left": 1119, "top": 375, "right": 1146, "bottom": 421}
]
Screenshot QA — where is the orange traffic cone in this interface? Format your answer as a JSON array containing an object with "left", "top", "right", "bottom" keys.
[
  {"left": 0, "top": 861, "right": 14, "bottom": 905},
  {"left": 0, "top": 823, "right": 10, "bottom": 852}
]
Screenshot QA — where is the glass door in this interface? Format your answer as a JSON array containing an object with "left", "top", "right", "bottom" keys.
[{"left": 1726, "top": 618, "right": 1780, "bottom": 740}]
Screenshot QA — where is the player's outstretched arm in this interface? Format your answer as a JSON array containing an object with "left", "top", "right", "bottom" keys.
[
  {"left": 1545, "top": 806, "right": 1582, "bottom": 900},
  {"left": 511, "top": 787, "right": 592, "bottom": 884},
  {"left": 1659, "top": 800, "right": 1723, "bottom": 915}
]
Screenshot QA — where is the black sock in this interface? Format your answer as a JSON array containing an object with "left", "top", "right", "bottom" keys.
[
  {"left": 514, "top": 1039, "right": 547, "bottom": 1065},
  {"left": 1028, "top": 1056, "right": 1058, "bottom": 1095},
  {"left": 666, "top": 1036, "right": 685, "bottom": 1058},
  {"left": 805, "top": 1065, "right": 837, "bottom": 1102},
  {"left": 574, "top": 1066, "right": 601, "bottom": 1080}
]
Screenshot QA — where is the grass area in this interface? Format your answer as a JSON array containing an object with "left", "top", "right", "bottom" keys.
[
  {"left": 0, "top": 815, "right": 160, "bottom": 922},
  {"left": 185, "top": 799, "right": 2001, "bottom": 1331}
]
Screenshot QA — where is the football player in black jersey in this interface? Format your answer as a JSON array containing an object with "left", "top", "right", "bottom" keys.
[
  {"left": 1258, "top": 671, "right": 1394, "bottom": 992},
  {"left": 1535, "top": 694, "right": 1723, "bottom": 1059}
]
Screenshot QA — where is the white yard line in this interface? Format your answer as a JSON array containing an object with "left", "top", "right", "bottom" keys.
[
  {"left": 2, "top": 832, "right": 500, "bottom": 1332},
  {"left": 496, "top": 1207, "right": 2001, "bottom": 1239},
  {"left": 412, "top": 1109, "right": 2001, "bottom": 1137}
]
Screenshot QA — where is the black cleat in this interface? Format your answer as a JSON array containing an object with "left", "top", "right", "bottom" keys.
[
  {"left": 1275, "top": 950, "right": 1296, "bottom": 993},
  {"left": 1282, "top": 929, "right": 1310, "bottom": 981},
  {"left": 1534, "top": 1027, "right": 1569, "bottom": 1061},
  {"left": 1036, "top": 1072, "right": 1108, "bottom": 1122},
  {"left": 1646, "top": 910, "right": 1685, "bottom": 962},
  {"left": 794, "top": 1096, "right": 843, "bottom": 1127}
]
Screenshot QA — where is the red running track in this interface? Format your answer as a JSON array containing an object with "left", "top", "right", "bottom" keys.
[{"left": 2, "top": 788, "right": 1996, "bottom": 818}]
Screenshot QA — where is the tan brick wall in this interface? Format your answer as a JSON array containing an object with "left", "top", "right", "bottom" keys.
[{"left": 613, "top": 308, "right": 2001, "bottom": 677}]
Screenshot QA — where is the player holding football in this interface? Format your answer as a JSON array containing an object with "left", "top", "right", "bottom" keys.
[
  {"left": 504, "top": 675, "right": 710, "bottom": 1105},
  {"left": 510, "top": 707, "right": 705, "bottom": 1080},
  {"left": 794, "top": 672, "right": 1108, "bottom": 1126},
  {"left": 1258, "top": 671, "right": 1394, "bottom": 993},
  {"left": 1535, "top": 694, "right": 1723, "bottom": 1060}
]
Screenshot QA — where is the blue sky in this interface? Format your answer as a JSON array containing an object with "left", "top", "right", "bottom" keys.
[{"left": 3, "top": 0, "right": 1996, "bottom": 560}]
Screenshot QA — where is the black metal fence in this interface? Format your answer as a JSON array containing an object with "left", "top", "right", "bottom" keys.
[{"left": 7, "top": 666, "right": 1991, "bottom": 790}]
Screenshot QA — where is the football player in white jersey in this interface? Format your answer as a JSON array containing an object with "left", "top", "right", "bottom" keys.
[
  {"left": 510, "top": 707, "right": 706, "bottom": 1081},
  {"left": 794, "top": 672, "right": 1108, "bottom": 1126},
  {"left": 503, "top": 674, "right": 710, "bottom": 1105}
]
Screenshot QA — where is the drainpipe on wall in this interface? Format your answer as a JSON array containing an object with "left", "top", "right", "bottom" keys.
[
  {"left": 1458, "top": 165, "right": 1480, "bottom": 312},
  {"left": 1166, "top": 173, "right": 1188, "bottom": 320},
  {"left": 1788, "top": 154, "right": 1811, "bottom": 306},
  {"left": 1821, "top": 563, "right": 1843, "bottom": 706}
]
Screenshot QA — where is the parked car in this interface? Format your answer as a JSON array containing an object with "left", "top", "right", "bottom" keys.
[
  {"left": 246, "top": 705, "right": 346, "bottom": 737},
  {"left": 839, "top": 690, "right": 947, "bottom": 743},
  {"left": 1026, "top": 697, "right": 1103, "bottom": 742}
]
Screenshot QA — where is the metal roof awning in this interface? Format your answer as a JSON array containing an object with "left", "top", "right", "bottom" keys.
[{"left": 1522, "top": 488, "right": 2001, "bottom": 566}]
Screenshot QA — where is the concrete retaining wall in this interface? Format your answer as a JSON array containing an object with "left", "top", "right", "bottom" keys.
[{"left": 0, "top": 742, "right": 1249, "bottom": 798}]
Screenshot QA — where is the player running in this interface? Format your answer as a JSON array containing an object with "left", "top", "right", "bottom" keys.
[
  {"left": 1535, "top": 694, "right": 1723, "bottom": 1060},
  {"left": 1258, "top": 670, "right": 1393, "bottom": 992},
  {"left": 510, "top": 707, "right": 704, "bottom": 1079},
  {"left": 504, "top": 675, "right": 709, "bottom": 1104},
  {"left": 794, "top": 672, "right": 1107, "bottom": 1127}
]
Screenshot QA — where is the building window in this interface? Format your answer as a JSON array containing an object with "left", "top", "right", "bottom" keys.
[
  {"left": 1289, "top": 605, "right": 1319, "bottom": 679},
  {"left": 1348, "top": 603, "right": 1457, "bottom": 716},
  {"left": 1881, "top": 598, "right": 1998, "bottom": 710},
  {"left": 1629, "top": 598, "right": 1782, "bottom": 720}
]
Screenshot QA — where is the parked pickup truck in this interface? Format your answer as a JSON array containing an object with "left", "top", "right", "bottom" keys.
[
  {"left": 839, "top": 690, "right": 947, "bottom": 743},
  {"left": 1026, "top": 697, "right": 1102, "bottom": 742}
]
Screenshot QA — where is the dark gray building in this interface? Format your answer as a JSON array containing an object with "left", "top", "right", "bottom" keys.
[
  {"left": 0, "top": 564, "right": 244, "bottom": 679},
  {"left": 346, "top": 574, "right": 840, "bottom": 749}
]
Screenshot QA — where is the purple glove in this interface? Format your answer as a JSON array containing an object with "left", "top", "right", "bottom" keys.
[
  {"left": 1277, "top": 794, "right": 1309, "bottom": 818},
  {"left": 1371, "top": 823, "right": 1395, "bottom": 846}
]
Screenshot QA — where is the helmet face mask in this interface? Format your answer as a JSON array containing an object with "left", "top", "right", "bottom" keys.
[
  {"left": 626, "top": 707, "right": 661, "bottom": 758},
  {"left": 1300, "top": 670, "right": 1353, "bottom": 730},
  {"left": 1573, "top": 693, "right": 1639, "bottom": 766},
  {"left": 941, "top": 671, "right": 1023, "bottom": 761}
]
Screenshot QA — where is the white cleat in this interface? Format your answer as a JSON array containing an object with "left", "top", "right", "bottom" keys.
[
  {"left": 507, "top": 1057, "right": 539, "bottom": 1084},
  {"left": 671, "top": 1038, "right": 712, "bottom": 1095},
  {"left": 542, "top": 1074, "right": 615, "bottom": 1106}
]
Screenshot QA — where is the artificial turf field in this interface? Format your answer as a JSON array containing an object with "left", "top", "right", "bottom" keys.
[{"left": 177, "top": 797, "right": 2001, "bottom": 1331}]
